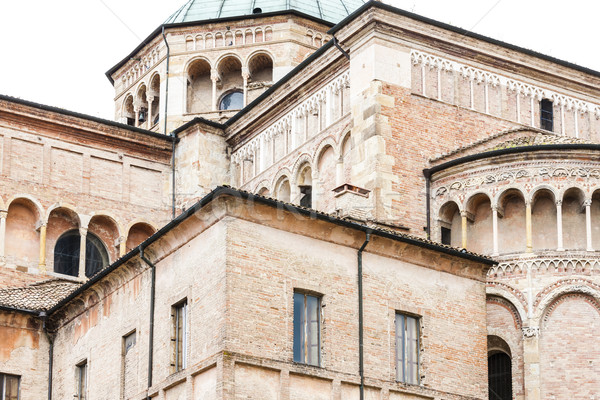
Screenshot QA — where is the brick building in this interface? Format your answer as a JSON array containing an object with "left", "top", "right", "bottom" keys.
[{"left": 1, "top": 1, "right": 599, "bottom": 399}]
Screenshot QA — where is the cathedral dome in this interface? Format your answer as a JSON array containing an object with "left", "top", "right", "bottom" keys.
[{"left": 165, "top": 0, "right": 366, "bottom": 25}]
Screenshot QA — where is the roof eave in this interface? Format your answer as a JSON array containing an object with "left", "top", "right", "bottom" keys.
[
  {"left": 106, "top": 10, "right": 335, "bottom": 84},
  {"left": 328, "top": 1, "right": 600, "bottom": 79}
]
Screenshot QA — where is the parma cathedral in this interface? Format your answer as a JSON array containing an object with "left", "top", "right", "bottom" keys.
[{"left": 1, "top": 1, "right": 599, "bottom": 399}]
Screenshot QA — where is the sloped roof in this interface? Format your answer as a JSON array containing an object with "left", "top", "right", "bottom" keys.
[
  {"left": 165, "top": 0, "right": 366, "bottom": 24},
  {"left": 486, "top": 133, "right": 593, "bottom": 151},
  {"left": 0, "top": 279, "right": 81, "bottom": 313}
]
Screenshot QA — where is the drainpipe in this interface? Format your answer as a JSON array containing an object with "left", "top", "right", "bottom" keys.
[
  {"left": 171, "top": 134, "right": 176, "bottom": 219},
  {"left": 332, "top": 36, "right": 350, "bottom": 60},
  {"left": 358, "top": 231, "right": 371, "bottom": 400},
  {"left": 40, "top": 311, "right": 54, "bottom": 400},
  {"left": 423, "top": 169, "right": 431, "bottom": 239},
  {"left": 139, "top": 245, "right": 157, "bottom": 397},
  {"left": 161, "top": 26, "right": 176, "bottom": 219}
]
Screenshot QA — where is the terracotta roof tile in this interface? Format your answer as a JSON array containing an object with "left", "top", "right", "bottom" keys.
[{"left": 0, "top": 279, "right": 81, "bottom": 312}]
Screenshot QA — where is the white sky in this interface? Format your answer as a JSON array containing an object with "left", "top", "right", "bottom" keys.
[{"left": 0, "top": 0, "right": 598, "bottom": 120}]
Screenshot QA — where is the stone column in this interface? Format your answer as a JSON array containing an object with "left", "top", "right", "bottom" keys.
[
  {"left": 325, "top": 86, "right": 333, "bottom": 127},
  {"left": 0, "top": 210, "right": 7, "bottom": 262},
  {"left": 460, "top": 211, "right": 468, "bottom": 249},
  {"left": 210, "top": 70, "right": 219, "bottom": 111},
  {"left": 556, "top": 200, "right": 564, "bottom": 251},
  {"left": 492, "top": 206, "right": 499, "bottom": 256},
  {"left": 119, "top": 236, "right": 127, "bottom": 257},
  {"left": 526, "top": 201, "right": 533, "bottom": 252},
  {"left": 133, "top": 105, "right": 140, "bottom": 128},
  {"left": 78, "top": 227, "right": 88, "bottom": 279},
  {"left": 335, "top": 159, "right": 344, "bottom": 186},
  {"left": 242, "top": 68, "right": 250, "bottom": 107},
  {"left": 147, "top": 95, "right": 154, "bottom": 126},
  {"left": 585, "top": 200, "right": 593, "bottom": 251},
  {"left": 290, "top": 182, "right": 300, "bottom": 205},
  {"left": 38, "top": 223, "right": 47, "bottom": 273},
  {"left": 290, "top": 113, "right": 297, "bottom": 150},
  {"left": 311, "top": 172, "right": 319, "bottom": 210},
  {"left": 522, "top": 327, "right": 541, "bottom": 400}
]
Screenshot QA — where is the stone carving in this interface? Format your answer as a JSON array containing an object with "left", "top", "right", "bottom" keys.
[
  {"left": 232, "top": 71, "right": 350, "bottom": 165},
  {"left": 489, "top": 256, "right": 600, "bottom": 277},
  {"left": 522, "top": 327, "right": 539, "bottom": 338},
  {"left": 411, "top": 50, "right": 599, "bottom": 115},
  {"left": 434, "top": 166, "right": 600, "bottom": 197}
]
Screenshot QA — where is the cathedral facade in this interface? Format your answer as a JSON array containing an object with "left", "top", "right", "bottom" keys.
[{"left": 1, "top": 1, "right": 599, "bottom": 399}]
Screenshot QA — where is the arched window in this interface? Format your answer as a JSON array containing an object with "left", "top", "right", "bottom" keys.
[
  {"left": 219, "top": 90, "right": 243, "bottom": 110},
  {"left": 54, "top": 230, "right": 109, "bottom": 278},
  {"left": 488, "top": 352, "right": 512, "bottom": 400}
]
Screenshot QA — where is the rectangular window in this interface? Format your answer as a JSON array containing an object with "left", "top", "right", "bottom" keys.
[
  {"left": 76, "top": 361, "right": 87, "bottom": 400},
  {"left": 293, "top": 292, "right": 321, "bottom": 366},
  {"left": 172, "top": 300, "right": 188, "bottom": 372},
  {"left": 540, "top": 98, "right": 553, "bottom": 132},
  {"left": 299, "top": 185, "right": 312, "bottom": 208},
  {"left": 0, "top": 374, "right": 20, "bottom": 400},
  {"left": 441, "top": 227, "right": 451, "bottom": 245},
  {"left": 395, "top": 313, "right": 420, "bottom": 385}
]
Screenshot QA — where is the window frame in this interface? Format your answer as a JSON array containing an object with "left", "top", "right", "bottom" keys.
[
  {"left": 0, "top": 373, "right": 20, "bottom": 400},
  {"left": 76, "top": 360, "right": 87, "bottom": 400},
  {"left": 293, "top": 291, "right": 322, "bottom": 367},
  {"left": 395, "top": 312, "right": 420, "bottom": 385},
  {"left": 540, "top": 98, "right": 554, "bottom": 132},
  {"left": 171, "top": 299, "right": 188, "bottom": 373}
]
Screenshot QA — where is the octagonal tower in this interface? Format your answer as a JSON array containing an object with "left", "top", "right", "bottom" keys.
[{"left": 106, "top": 0, "right": 365, "bottom": 132}]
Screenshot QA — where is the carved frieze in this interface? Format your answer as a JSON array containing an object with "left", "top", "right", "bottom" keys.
[{"left": 434, "top": 165, "right": 600, "bottom": 197}]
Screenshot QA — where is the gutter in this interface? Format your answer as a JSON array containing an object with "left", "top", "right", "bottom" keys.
[
  {"left": 357, "top": 232, "right": 371, "bottom": 400},
  {"left": 139, "top": 245, "right": 157, "bottom": 395},
  {"left": 40, "top": 311, "right": 54, "bottom": 400},
  {"left": 0, "top": 304, "right": 39, "bottom": 315},
  {"left": 424, "top": 169, "right": 431, "bottom": 239},
  {"left": 161, "top": 26, "right": 176, "bottom": 218},
  {"left": 425, "top": 143, "right": 600, "bottom": 177}
]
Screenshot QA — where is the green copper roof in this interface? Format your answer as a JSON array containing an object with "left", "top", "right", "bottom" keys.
[{"left": 165, "top": 0, "right": 366, "bottom": 25}]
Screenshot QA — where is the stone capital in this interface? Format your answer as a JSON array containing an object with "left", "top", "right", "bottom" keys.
[
  {"left": 522, "top": 326, "right": 539, "bottom": 338},
  {"left": 79, "top": 227, "right": 88, "bottom": 237},
  {"left": 0, "top": 210, "right": 7, "bottom": 219}
]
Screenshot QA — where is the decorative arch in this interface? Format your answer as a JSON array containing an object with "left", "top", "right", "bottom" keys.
[
  {"left": 126, "top": 221, "right": 157, "bottom": 253},
  {"left": 436, "top": 200, "right": 462, "bottom": 247},
  {"left": 534, "top": 279, "right": 600, "bottom": 321},
  {"left": 486, "top": 293, "right": 525, "bottom": 330},
  {"left": 313, "top": 136, "right": 338, "bottom": 175},
  {"left": 271, "top": 167, "right": 292, "bottom": 190},
  {"left": 487, "top": 282, "right": 528, "bottom": 323},
  {"left": 291, "top": 153, "right": 313, "bottom": 181},
  {"left": 5, "top": 194, "right": 44, "bottom": 222},
  {"left": 253, "top": 179, "right": 271, "bottom": 196},
  {"left": 495, "top": 187, "right": 526, "bottom": 209},
  {"left": 216, "top": 53, "right": 243, "bottom": 72},
  {"left": 464, "top": 191, "right": 492, "bottom": 214},
  {"left": 45, "top": 203, "right": 81, "bottom": 226},
  {"left": 529, "top": 184, "right": 558, "bottom": 205}
]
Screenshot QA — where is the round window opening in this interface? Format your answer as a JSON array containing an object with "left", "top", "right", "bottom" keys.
[
  {"left": 219, "top": 90, "right": 243, "bottom": 111},
  {"left": 54, "top": 230, "right": 109, "bottom": 278}
]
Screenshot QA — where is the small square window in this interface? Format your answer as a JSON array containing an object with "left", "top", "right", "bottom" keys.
[
  {"left": 293, "top": 292, "right": 321, "bottom": 366},
  {"left": 0, "top": 373, "right": 20, "bottom": 400},
  {"left": 395, "top": 313, "right": 420, "bottom": 385},
  {"left": 172, "top": 300, "right": 188, "bottom": 372}
]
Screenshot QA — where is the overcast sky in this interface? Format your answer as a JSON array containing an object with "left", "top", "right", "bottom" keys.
[{"left": 0, "top": 0, "right": 598, "bottom": 120}]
